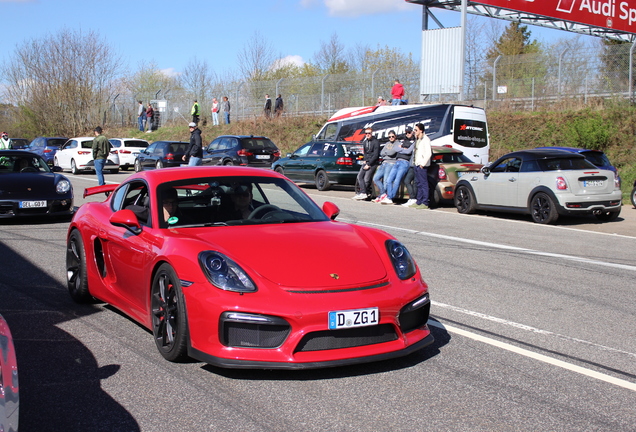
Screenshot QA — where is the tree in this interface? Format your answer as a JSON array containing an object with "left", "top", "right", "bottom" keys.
[
  {"left": 485, "top": 22, "right": 544, "bottom": 98},
  {"left": 124, "top": 61, "right": 180, "bottom": 105},
  {"left": 313, "top": 33, "right": 350, "bottom": 74},
  {"left": 236, "top": 31, "right": 276, "bottom": 82},
  {"left": 1, "top": 28, "right": 122, "bottom": 137},
  {"left": 181, "top": 57, "right": 215, "bottom": 107},
  {"left": 598, "top": 38, "right": 632, "bottom": 94}
]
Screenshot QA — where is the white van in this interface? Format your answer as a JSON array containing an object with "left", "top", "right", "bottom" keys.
[{"left": 315, "top": 104, "right": 490, "bottom": 164}]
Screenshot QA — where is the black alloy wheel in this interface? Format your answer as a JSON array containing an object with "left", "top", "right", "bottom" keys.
[
  {"left": 454, "top": 185, "right": 476, "bottom": 214},
  {"left": 530, "top": 192, "right": 558, "bottom": 224},
  {"left": 151, "top": 263, "right": 189, "bottom": 362},
  {"left": 66, "top": 230, "right": 92, "bottom": 303}
]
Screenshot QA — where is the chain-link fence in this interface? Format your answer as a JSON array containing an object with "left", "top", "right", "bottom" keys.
[{"left": 105, "top": 43, "right": 636, "bottom": 128}]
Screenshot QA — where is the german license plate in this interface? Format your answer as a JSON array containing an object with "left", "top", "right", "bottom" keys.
[
  {"left": 458, "top": 171, "right": 477, "bottom": 177},
  {"left": 20, "top": 200, "right": 46, "bottom": 208},
  {"left": 583, "top": 180, "right": 604, "bottom": 187},
  {"left": 328, "top": 307, "right": 379, "bottom": 330},
  {"left": 256, "top": 155, "right": 270, "bottom": 160}
]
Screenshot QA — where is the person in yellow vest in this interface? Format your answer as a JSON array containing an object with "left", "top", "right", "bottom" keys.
[{"left": 191, "top": 99, "right": 200, "bottom": 125}]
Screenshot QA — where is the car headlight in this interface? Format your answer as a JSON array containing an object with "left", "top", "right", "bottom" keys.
[
  {"left": 385, "top": 240, "right": 417, "bottom": 280},
  {"left": 56, "top": 179, "right": 71, "bottom": 194},
  {"left": 199, "top": 251, "right": 257, "bottom": 293}
]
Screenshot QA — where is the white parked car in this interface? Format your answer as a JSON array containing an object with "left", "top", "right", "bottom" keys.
[
  {"left": 109, "top": 138, "right": 149, "bottom": 171},
  {"left": 54, "top": 137, "right": 120, "bottom": 175},
  {"left": 454, "top": 149, "right": 622, "bottom": 224}
]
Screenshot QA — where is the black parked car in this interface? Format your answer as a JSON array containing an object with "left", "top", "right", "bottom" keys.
[
  {"left": 134, "top": 141, "right": 189, "bottom": 171},
  {"left": 28, "top": 136, "right": 69, "bottom": 165},
  {"left": 272, "top": 141, "right": 363, "bottom": 191},
  {"left": 202, "top": 135, "right": 280, "bottom": 167}
]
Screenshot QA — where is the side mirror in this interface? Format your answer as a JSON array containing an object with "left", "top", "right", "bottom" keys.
[
  {"left": 51, "top": 166, "right": 63, "bottom": 172},
  {"left": 481, "top": 166, "right": 490, "bottom": 176},
  {"left": 110, "top": 209, "right": 142, "bottom": 235},
  {"left": 322, "top": 201, "right": 340, "bottom": 220},
  {"left": 286, "top": 153, "right": 292, "bottom": 158}
]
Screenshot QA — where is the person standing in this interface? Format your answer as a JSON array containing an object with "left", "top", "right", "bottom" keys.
[
  {"left": 400, "top": 127, "right": 418, "bottom": 207},
  {"left": 353, "top": 128, "right": 380, "bottom": 200},
  {"left": 382, "top": 129, "right": 415, "bottom": 205},
  {"left": 0, "top": 132, "right": 13, "bottom": 149},
  {"left": 211, "top": 97, "right": 219, "bottom": 126},
  {"left": 92, "top": 126, "right": 110, "bottom": 186},
  {"left": 191, "top": 99, "right": 200, "bottom": 125},
  {"left": 372, "top": 130, "right": 398, "bottom": 203},
  {"left": 221, "top": 96, "right": 231, "bottom": 124},
  {"left": 409, "top": 123, "right": 432, "bottom": 209},
  {"left": 183, "top": 122, "right": 203, "bottom": 166},
  {"left": 391, "top": 80, "right": 405, "bottom": 105},
  {"left": 264, "top": 94, "right": 272, "bottom": 119},
  {"left": 275, "top": 94, "right": 284, "bottom": 117},
  {"left": 145, "top": 102, "right": 154, "bottom": 132},
  {"left": 137, "top": 101, "right": 146, "bottom": 131}
]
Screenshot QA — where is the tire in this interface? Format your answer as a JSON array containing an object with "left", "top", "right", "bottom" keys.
[
  {"left": 151, "top": 263, "right": 189, "bottom": 362},
  {"left": 454, "top": 185, "right": 476, "bottom": 214},
  {"left": 66, "top": 230, "right": 92, "bottom": 303},
  {"left": 121, "top": 166, "right": 129, "bottom": 171},
  {"left": 631, "top": 187, "right": 636, "bottom": 208},
  {"left": 596, "top": 209, "right": 621, "bottom": 222},
  {"left": 134, "top": 159, "right": 142, "bottom": 173},
  {"left": 274, "top": 166, "right": 284, "bottom": 175},
  {"left": 156, "top": 160, "right": 163, "bottom": 169},
  {"left": 432, "top": 188, "right": 442, "bottom": 207},
  {"left": 315, "top": 170, "right": 330, "bottom": 191},
  {"left": 54, "top": 157, "right": 60, "bottom": 170},
  {"left": 71, "top": 159, "right": 79, "bottom": 175},
  {"left": 223, "top": 160, "right": 233, "bottom": 166},
  {"left": 530, "top": 192, "right": 559, "bottom": 224}
]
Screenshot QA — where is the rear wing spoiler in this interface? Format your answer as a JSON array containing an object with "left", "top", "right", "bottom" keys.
[{"left": 83, "top": 184, "right": 118, "bottom": 199}]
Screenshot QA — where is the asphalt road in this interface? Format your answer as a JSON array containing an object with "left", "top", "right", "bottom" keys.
[{"left": 1, "top": 170, "right": 635, "bottom": 431}]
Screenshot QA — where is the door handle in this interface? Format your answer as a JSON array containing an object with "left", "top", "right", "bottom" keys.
[{"left": 508, "top": 178, "right": 517, "bottom": 182}]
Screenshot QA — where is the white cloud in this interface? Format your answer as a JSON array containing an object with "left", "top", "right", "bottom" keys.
[
  {"left": 272, "top": 55, "right": 305, "bottom": 70},
  {"left": 322, "top": 0, "right": 414, "bottom": 17},
  {"left": 160, "top": 68, "right": 181, "bottom": 77}
]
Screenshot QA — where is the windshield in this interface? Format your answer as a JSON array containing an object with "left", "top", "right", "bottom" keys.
[
  {"left": 156, "top": 175, "right": 329, "bottom": 228},
  {"left": 0, "top": 154, "right": 51, "bottom": 174}
]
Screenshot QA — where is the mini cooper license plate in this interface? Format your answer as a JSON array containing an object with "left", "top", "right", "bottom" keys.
[
  {"left": 20, "top": 200, "right": 47, "bottom": 208},
  {"left": 583, "top": 180, "right": 604, "bottom": 187},
  {"left": 328, "top": 307, "right": 379, "bottom": 330}
]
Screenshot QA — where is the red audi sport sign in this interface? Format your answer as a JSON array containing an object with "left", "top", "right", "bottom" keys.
[{"left": 473, "top": 0, "right": 636, "bottom": 34}]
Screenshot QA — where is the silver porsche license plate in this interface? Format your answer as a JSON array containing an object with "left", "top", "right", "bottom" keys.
[
  {"left": 20, "top": 200, "right": 47, "bottom": 208},
  {"left": 328, "top": 307, "right": 379, "bottom": 330}
]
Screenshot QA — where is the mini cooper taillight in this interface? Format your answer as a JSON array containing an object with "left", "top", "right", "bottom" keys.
[
  {"left": 438, "top": 166, "right": 447, "bottom": 181},
  {"left": 556, "top": 176, "right": 568, "bottom": 190}
]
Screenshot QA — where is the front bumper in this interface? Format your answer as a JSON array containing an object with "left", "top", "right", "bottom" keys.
[
  {"left": 0, "top": 198, "right": 74, "bottom": 218},
  {"left": 183, "top": 280, "right": 433, "bottom": 369}
]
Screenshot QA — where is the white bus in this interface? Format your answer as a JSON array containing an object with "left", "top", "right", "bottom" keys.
[{"left": 315, "top": 104, "right": 490, "bottom": 164}]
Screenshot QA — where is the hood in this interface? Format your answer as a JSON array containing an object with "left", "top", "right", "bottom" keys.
[
  {"left": 174, "top": 222, "right": 389, "bottom": 289},
  {"left": 0, "top": 173, "right": 65, "bottom": 194}
]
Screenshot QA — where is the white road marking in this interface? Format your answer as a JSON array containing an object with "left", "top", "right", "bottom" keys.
[
  {"left": 428, "top": 320, "right": 636, "bottom": 392},
  {"left": 356, "top": 221, "right": 636, "bottom": 272},
  {"left": 432, "top": 301, "right": 636, "bottom": 359}
]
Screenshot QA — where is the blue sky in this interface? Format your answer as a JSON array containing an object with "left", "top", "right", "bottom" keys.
[{"left": 1, "top": 0, "right": 590, "bottom": 79}]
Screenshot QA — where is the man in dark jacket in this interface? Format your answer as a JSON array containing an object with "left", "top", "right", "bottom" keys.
[
  {"left": 183, "top": 122, "right": 203, "bottom": 166},
  {"left": 275, "top": 94, "right": 283, "bottom": 117},
  {"left": 92, "top": 126, "right": 110, "bottom": 185},
  {"left": 353, "top": 127, "right": 380, "bottom": 200}
]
